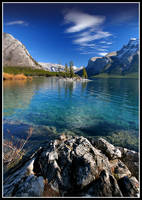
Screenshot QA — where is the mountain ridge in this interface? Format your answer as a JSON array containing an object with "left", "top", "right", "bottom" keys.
[
  {"left": 3, "top": 33, "right": 41, "bottom": 68},
  {"left": 77, "top": 38, "right": 139, "bottom": 77},
  {"left": 38, "top": 62, "right": 83, "bottom": 72},
  {"left": 3, "top": 33, "right": 83, "bottom": 73}
]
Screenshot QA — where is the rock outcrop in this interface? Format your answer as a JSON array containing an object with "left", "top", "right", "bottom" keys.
[
  {"left": 3, "top": 33, "right": 41, "bottom": 68},
  {"left": 3, "top": 135, "right": 139, "bottom": 197}
]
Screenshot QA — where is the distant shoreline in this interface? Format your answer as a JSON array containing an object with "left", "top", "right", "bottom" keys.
[{"left": 91, "top": 73, "right": 138, "bottom": 79}]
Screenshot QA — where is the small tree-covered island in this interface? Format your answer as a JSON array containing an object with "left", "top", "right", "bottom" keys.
[{"left": 3, "top": 2, "right": 140, "bottom": 198}]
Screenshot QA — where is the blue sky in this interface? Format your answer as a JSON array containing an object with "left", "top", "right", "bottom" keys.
[{"left": 3, "top": 3, "right": 139, "bottom": 67}]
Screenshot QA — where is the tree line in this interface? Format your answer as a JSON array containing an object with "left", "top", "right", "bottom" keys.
[
  {"left": 4, "top": 62, "right": 88, "bottom": 79},
  {"left": 64, "top": 61, "right": 88, "bottom": 79}
]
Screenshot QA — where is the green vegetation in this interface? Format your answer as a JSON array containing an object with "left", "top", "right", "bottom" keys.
[
  {"left": 92, "top": 72, "right": 138, "bottom": 79},
  {"left": 65, "top": 63, "right": 70, "bottom": 77},
  {"left": 69, "top": 61, "right": 75, "bottom": 78},
  {"left": 82, "top": 66, "right": 88, "bottom": 79},
  {"left": 3, "top": 66, "right": 67, "bottom": 77}
]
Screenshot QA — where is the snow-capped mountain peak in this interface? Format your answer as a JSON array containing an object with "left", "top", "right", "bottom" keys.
[
  {"left": 77, "top": 38, "right": 139, "bottom": 77},
  {"left": 117, "top": 38, "right": 138, "bottom": 59}
]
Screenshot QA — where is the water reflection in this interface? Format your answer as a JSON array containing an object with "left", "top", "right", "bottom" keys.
[
  {"left": 3, "top": 77, "right": 139, "bottom": 135},
  {"left": 86, "top": 78, "right": 138, "bottom": 108},
  {"left": 58, "top": 80, "right": 77, "bottom": 98},
  {"left": 3, "top": 77, "right": 139, "bottom": 151},
  {"left": 3, "top": 80, "right": 35, "bottom": 116},
  {"left": 81, "top": 82, "right": 87, "bottom": 93}
]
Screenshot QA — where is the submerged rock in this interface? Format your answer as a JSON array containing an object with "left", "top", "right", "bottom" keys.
[{"left": 3, "top": 135, "right": 139, "bottom": 197}]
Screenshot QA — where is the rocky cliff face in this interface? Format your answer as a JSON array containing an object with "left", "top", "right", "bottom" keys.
[
  {"left": 3, "top": 135, "right": 139, "bottom": 197},
  {"left": 3, "top": 33, "right": 41, "bottom": 68},
  {"left": 77, "top": 38, "right": 139, "bottom": 77}
]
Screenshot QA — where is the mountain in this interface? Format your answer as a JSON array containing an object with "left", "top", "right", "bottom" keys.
[
  {"left": 38, "top": 62, "right": 65, "bottom": 72},
  {"left": 3, "top": 33, "right": 41, "bottom": 68},
  {"left": 39, "top": 62, "right": 83, "bottom": 72},
  {"left": 77, "top": 38, "right": 139, "bottom": 77},
  {"left": 73, "top": 66, "right": 83, "bottom": 72}
]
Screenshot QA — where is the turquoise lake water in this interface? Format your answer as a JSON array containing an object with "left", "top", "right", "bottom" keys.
[{"left": 3, "top": 77, "right": 139, "bottom": 151}]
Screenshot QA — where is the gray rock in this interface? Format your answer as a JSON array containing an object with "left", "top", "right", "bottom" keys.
[
  {"left": 118, "top": 147, "right": 139, "bottom": 179},
  {"left": 90, "top": 137, "right": 122, "bottom": 160},
  {"left": 77, "top": 38, "right": 139, "bottom": 77},
  {"left": 110, "top": 159, "right": 131, "bottom": 180},
  {"left": 38, "top": 62, "right": 65, "bottom": 72},
  {"left": 81, "top": 170, "right": 123, "bottom": 197},
  {"left": 3, "top": 135, "right": 139, "bottom": 197},
  {"left": 3, "top": 33, "right": 41, "bottom": 68},
  {"left": 117, "top": 176, "right": 139, "bottom": 197},
  {"left": 12, "top": 175, "right": 44, "bottom": 197},
  {"left": 3, "top": 158, "right": 44, "bottom": 197}
]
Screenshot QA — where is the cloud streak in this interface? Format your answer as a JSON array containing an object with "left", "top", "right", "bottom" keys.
[
  {"left": 74, "top": 31, "right": 112, "bottom": 45},
  {"left": 100, "top": 41, "right": 112, "bottom": 45},
  {"left": 5, "top": 20, "right": 28, "bottom": 26},
  {"left": 64, "top": 9, "right": 105, "bottom": 33},
  {"left": 63, "top": 9, "right": 112, "bottom": 55}
]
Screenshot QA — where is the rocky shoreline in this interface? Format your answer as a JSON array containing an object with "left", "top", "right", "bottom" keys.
[
  {"left": 59, "top": 77, "right": 91, "bottom": 82},
  {"left": 3, "top": 135, "right": 139, "bottom": 197}
]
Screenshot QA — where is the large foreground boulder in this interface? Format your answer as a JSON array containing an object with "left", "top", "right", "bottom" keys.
[{"left": 3, "top": 135, "right": 139, "bottom": 197}]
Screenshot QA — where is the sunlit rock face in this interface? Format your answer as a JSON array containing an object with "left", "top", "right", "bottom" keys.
[
  {"left": 38, "top": 63, "right": 83, "bottom": 73},
  {"left": 77, "top": 38, "right": 139, "bottom": 77},
  {"left": 3, "top": 33, "right": 41, "bottom": 68},
  {"left": 38, "top": 62, "right": 65, "bottom": 72},
  {"left": 3, "top": 135, "right": 139, "bottom": 197}
]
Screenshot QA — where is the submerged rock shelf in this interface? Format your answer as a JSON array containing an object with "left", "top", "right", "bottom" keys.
[{"left": 3, "top": 135, "right": 139, "bottom": 197}]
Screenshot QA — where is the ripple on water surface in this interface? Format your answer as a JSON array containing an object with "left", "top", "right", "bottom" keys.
[{"left": 3, "top": 77, "right": 139, "bottom": 150}]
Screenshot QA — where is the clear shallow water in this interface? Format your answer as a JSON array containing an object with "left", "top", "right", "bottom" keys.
[{"left": 3, "top": 77, "right": 139, "bottom": 150}]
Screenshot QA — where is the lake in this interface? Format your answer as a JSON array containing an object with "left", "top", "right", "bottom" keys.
[{"left": 3, "top": 77, "right": 139, "bottom": 151}]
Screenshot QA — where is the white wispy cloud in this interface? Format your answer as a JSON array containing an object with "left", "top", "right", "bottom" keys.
[
  {"left": 97, "top": 48, "right": 108, "bottom": 52},
  {"left": 100, "top": 41, "right": 112, "bottom": 45},
  {"left": 63, "top": 9, "right": 112, "bottom": 55},
  {"left": 74, "top": 31, "right": 112, "bottom": 45},
  {"left": 64, "top": 9, "right": 105, "bottom": 33},
  {"left": 5, "top": 20, "right": 28, "bottom": 26},
  {"left": 98, "top": 52, "right": 108, "bottom": 56},
  {"left": 81, "top": 43, "right": 96, "bottom": 47},
  {"left": 80, "top": 51, "right": 97, "bottom": 55},
  {"left": 100, "top": 41, "right": 106, "bottom": 44}
]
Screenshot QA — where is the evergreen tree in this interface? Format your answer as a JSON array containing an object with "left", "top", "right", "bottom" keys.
[
  {"left": 82, "top": 66, "right": 88, "bottom": 79},
  {"left": 69, "top": 61, "right": 74, "bottom": 67},
  {"left": 69, "top": 61, "right": 74, "bottom": 78},
  {"left": 65, "top": 63, "right": 69, "bottom": 77}
]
